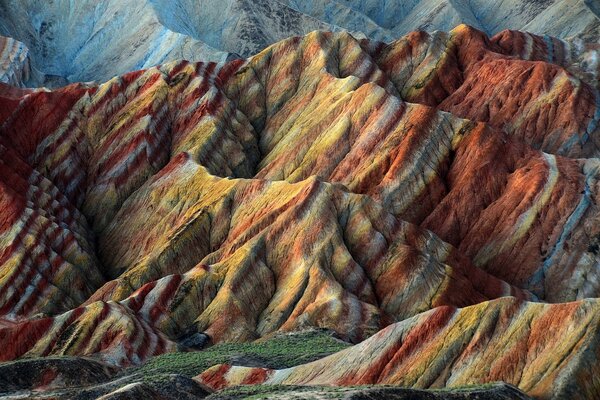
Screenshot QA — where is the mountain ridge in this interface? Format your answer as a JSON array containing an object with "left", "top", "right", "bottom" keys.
[{"left": 1, "top": 0, "right": 599, "bottom": 86}]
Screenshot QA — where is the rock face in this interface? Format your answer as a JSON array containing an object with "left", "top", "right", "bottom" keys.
[
  {"left": 1, "top": 0, "right": 599, "bottom": 85},
  {"left": 0, "top": 301, "right": 176, "bottom": 366},
  {"left": 1, "top": 23, "right": 600, "bottom": 398}
]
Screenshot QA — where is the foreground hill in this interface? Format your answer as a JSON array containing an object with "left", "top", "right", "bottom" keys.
[
  {"left": 198, "top": 298, "right": 600, "bottom": 399},
  {"left": 1, "top": 25, "right": 600, "bottom": 398},
  {"left": 0, "top": 0, "right": 599, "bottom": 85}
]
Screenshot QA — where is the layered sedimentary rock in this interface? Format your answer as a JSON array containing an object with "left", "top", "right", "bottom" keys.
[
  {"left": 100, "top": 165, "right": 530, "bottom": 344},
  {"left": 197, "top": 298, "right": 600, "bottom": 400},
  {"left": 0, "top": 301, "right": 176, "bottom": 366},
  {"left": 1, "top": 23, "right": 600, "bottom": 398},
  {"left": 283, "top": 0, "right": 600, "bottom": 42},
  {"left": 492, "top": 30, "right": 600, "bottom": 87},
  {"left": 1, "top": 0, "right": 599, "bottom": 85}
]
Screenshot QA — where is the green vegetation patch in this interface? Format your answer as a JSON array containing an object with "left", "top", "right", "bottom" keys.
[
  {"left": 206, "top": 385, "right": 324, "bottom": 399},
  {"left": 205, "top": 383, "right": 529, "bottom": 400},
  {"left": 128, "top": 329, "right": 350, "bottom": 382}
]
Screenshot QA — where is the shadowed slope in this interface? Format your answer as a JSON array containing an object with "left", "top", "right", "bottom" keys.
[{"left": 206, "top": 383, "right": 533, "bottom": 400}]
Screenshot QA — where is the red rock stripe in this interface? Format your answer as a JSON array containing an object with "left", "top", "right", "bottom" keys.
[
  {"left": 149, "top": 275, "right": 183, "bottom": 323},
  {"left": 202, "top": 364, "right": 232, "bottom": 390},
  {"left": 36, "top": 118, "right": 78, "bottom": 163},
  {"left": 88, "top": 70, "right": 145, "bottom": 116},
  {"left": 217, "top": 59, "right": 245, "bottom": 86},
  {"left": 71, "top": 302, "right": 111, "bottom": 354},
  {"left": 135, "top": 314, "right": 156, "bottom": 361},
  {"left": 38, "top": 306, "right": 86, "bottom": 357},
  {"left": 0, "top": 317, "right": 54, "bottom": 360},
  {"left": 112, "top": 143, "right": 153, "bottom": 188},
  {"left": 168, "top": 60, "right": 191, "bottom": 78},
  {"left": 124, "top": 309, "right": 145, "bottom": 361},
  {"left": 126, "top": 280, "right": 159, "bottom": 313}
]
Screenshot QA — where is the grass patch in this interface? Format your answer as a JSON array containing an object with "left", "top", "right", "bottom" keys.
[
  {"left": 205, "top": 383, "right": 525, "bottom": 400},
  {"left": 206, "top": 385, "right": 319, "bottom": 400},
  {"left": 128, "top": 329, "right": 349, "bottom": 382}
]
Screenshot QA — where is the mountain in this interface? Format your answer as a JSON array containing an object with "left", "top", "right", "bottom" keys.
[
  {"left": 0, "top": 0, "right": 599, "bottom": 85},
  {"left": 1, "top": 21, "right": 600, "bottom": 398}
]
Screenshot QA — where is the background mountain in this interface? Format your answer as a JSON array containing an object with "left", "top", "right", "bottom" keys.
[{"left": 0, "top": 0, "right": 599, "bottom": 85}]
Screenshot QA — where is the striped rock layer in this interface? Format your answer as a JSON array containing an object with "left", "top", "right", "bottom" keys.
[{"left": 1, "top": 25, "right": 600, "bottom": 396}]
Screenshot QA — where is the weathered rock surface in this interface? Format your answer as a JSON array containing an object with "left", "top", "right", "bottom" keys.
[
  {"left": 1, "top": 0, "right": 599, "bottom": 85},
  {"left": 0, "top": 301, "right": 176, "bottom": 366},
  {"left": 1, "top": 23, "right": 600, "bottom": 399}
]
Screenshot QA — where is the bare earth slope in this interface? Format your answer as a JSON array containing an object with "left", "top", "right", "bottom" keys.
[{"left": 1, "top": 25, "right": 600, "bottom": 398}]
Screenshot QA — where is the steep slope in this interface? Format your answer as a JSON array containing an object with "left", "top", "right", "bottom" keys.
[
  {"left": 491, "top": 29, "right": 600, "bottom": 88},
  {"left": 1, "top": 24, "right": 599, "bottom": 330},
  {"left": 1, "top": 24, "right": 600, "bottom": 398},
  {"left": 1, "top": 0, "right": 599, "bottom": 86},
  {"left": 197, "top": 298, "right": 600, "bottom": 400}
]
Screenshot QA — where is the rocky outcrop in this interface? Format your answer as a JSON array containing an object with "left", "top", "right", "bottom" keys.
[
  {"left": 0, "top": 362, "right": 211, "bottom": 400},
  {"left": 1, "top": 0, "right": 599, "bottom": 85},
  {"left": 95, "top": 375, "right": 211, "bottom": 400}
]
